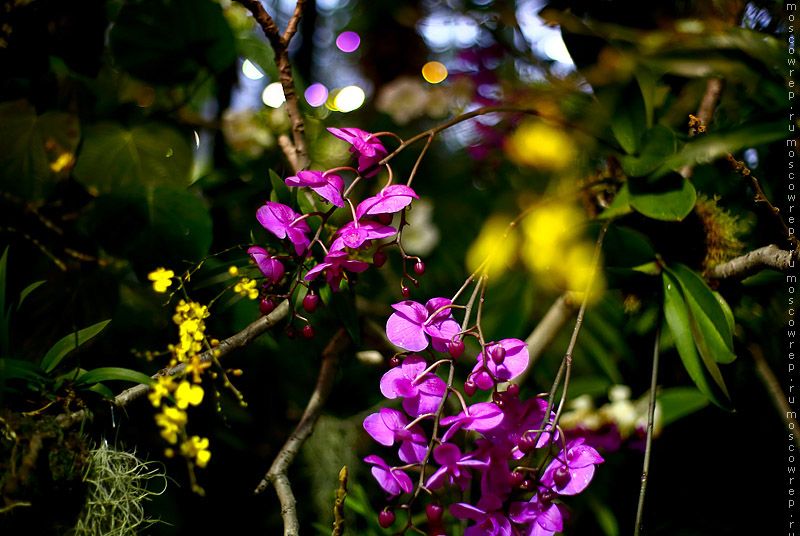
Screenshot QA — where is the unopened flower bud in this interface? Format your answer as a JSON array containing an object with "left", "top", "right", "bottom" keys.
[
  {"left": 389, "top": 356, "right": 401, "bottom": 367},
  {"left": 464, "top": 378, "right": 478, "bottom": 397},
  {"left": 520, "top": 478, "right": 534, "bottom": 491},
  {"left": 448, "top": 340, "right": 465, "bottom": 359},
  {"left": 414, "top": 261, "right": 425, "bottom": 275},
  {"left": 286, "top": 326, "right": 298, "bottom": 339},
  {"left": 377, "top": 213, "right": 393, "bottom": 225},
  {"left": 518, "top": 434, "right": 537, "bottom": 454},
  {"left": 373, "top": 251, "right": 388, "bottom": 267},
  {"left": 401, "top": 286, "right": 410, "bottom": 298},
  {"left": 426, "top": 503, "right": 444, "bottom": 522},
  {"left": 490, "top": 344, "right": 506, "bottom": 365},
  {"left": 378, "top": 510, "right": 395, "bottom": 528},
  {"left": 302, "top": 325, "right": 315, "bottom": 339},
  {"left": 260, "top": 298, "right": 276, "bottom": 315},
  {"left": 303, "top": 293, "right": 319, "bottom": 313},
  {"left": 509, "top": 471, "right": 525, "bottom": 488},
  {"left": 553, "top": 465, "right": 571, "bottom": 489},
  {"left": 506, "top": 383, "right": 520, "bottom": 397}
]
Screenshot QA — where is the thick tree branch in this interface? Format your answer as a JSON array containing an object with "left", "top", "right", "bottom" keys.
[
  {"left": 254, "top": 328, "right": 351, "bottom": 536},
  {"left": 705, "top": 244, "right": 797, "bottom": 280}
]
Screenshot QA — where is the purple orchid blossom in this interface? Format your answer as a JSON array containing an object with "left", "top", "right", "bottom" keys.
[
  {"left": 363, "top": 408, "right": 427, "bottom": 464},
  {"left": 330, "top": 220, "right": 396, "bottom": 251},
  {"left": 363, "top": 455, "right": 413, "bottom": 498},
  {"left": 304, "top": 250, "right": 369, "bottom": 291},
  {"left": 386, "top": 298, "right": 461, "bottom": 352},
  {"left": 328, "top": 127, "right": 388, "bottom": 177},
  {"left": 284, "top": 170, "right": 345, "bottom": 207},
  {"left": 540, "top": 437, "right": 604, "bottom": 496},
  {"left": 440, "top": 402, "right": 505, "bottom": 441},
  {"left": 426, "top": 443, "right": 488, "bottom": 491},
  {"left": 256, "top": 202, "right": 310, "bottom": 256},
  {"left": 247, "top": 246, "right": 285, "bottom": 284},
  {"left": 356, "top": 185, "right": 418, "bottom": 219},
  {"left": 509, "top": 494, "right": 568, "bottom": 536},
  {"left": 450, "top": 495, "right": 512, "bottom": 536},
  {"left": 470, "top": 338, "right": 530, "bottom": 390},
  {"left": 379, "top": 355, "right": 447, "bottom": 417}
]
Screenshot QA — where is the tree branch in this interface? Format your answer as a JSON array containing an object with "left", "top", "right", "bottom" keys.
[
  {"left": 254, "top": 328, "right": 351, "bottom": 536},
  {"left": 705, "top": 244, "right": 797, "bottom": 280}
]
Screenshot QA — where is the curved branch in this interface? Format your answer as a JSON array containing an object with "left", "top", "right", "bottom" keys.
[
  {"left": 705, "top": 244, "right": 797, "bottom": 280},
  {"left": 254, "top": 328, "right": 350, "bottom": 536}
]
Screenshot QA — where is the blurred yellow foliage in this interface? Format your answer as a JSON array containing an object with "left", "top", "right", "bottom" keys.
[
  {"left": 505, "top": 121, "right": 576, "bottom": 171},
  {"left": 466, "top": 214, "right": 520, "bottom": 278}
]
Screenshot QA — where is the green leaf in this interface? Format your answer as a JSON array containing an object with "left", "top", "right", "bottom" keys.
[
  {"left": 618, "top": 125, "right": 677, "bottom": 177},
  {"left": 89, "top": 185, "right": 213, "bottom": 266},
  {"left": 587, "top": 490, "right": 620, "bottom": 536},
  {"left": 319, "top": 283, "right": 361, "bottom": 346},
  {"left": 0, "top": 358, "right": 46, "bottom": 384},
  {"left": 629, "top": 172, "right": 697, "bottom": 221},
  {"left": 17, "top": 281, "right": 45, "bottom": 311},
  {"left": 73, "top": 122, "right": 192, "bottom": 193},
  {"left": 84, "top": 382, "right": 116, "bottom": 400},
  {"left": 41, "top": 320, "right": 112, "bottom": 373},
  {"left": 713, "top": 290, "right": 735, "bottom": 337},
  {"left": 109, "top": 0, "right": 235, "bottom": 85},
  {"left": 597, "top": 183, "right": 633, "bottom": 219},
  {"left": 597, "top": 79, "right": 648, "bottom": 155},
  {"left": 635, "top": 67, "right": 658, "bottom": 129},
  {"left": 236, "top": 34, "right": 279, "bottom": 81},
  {"left": 269, "top": 168, "right": 292, "bottom": 206},
  {"left": 662, "top": 271, "right": 731, "bottom": 410},
  {"left": 667, "top": 263, "right": 736, "bottom": 364},
  {"left": 588, "top": 223, "right": 656, "bottom": 268},
  {"left": 74, "top": 367, "right": 155, "bottom": 388},
  {"left": 0, "top": 100, "right": 80, "bottom": 200},
  {"left": 658, "top": 386, "right": 710, "bottom": 427}
]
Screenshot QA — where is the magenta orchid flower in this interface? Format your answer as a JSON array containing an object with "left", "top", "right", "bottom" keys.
[
  {"left": 304, "top": 250, "right": 369, "bottom": 291},
  {"left": 426, "top": 443, "right": 488, "bottom": 491},
  {"left": 328, "top": 127, "right": 388, "bottom": 177},
  {"left": 247, "top": 246, "right": 285, "bottom": 284},
  {"left": 256, "top": 202, "right": 310, "bottom": 256},
  {"left": 470, "top": 338, "right": 530, "bottom": 390},
  {"left": 509, "top": 494, "right": 568, "bottom": 536},
  {"left": 450, "top": 495, "right": 512, "bottom": 536},
  {"left": 284, "top": 170, "right": 345, "bottom": 208},
  {"left": 356, "top": 185, "right": 418, "bottom": 219},
  {"left": 440, "top": 402, "right": 505, "bottom": 442},
  {"left": 386, "top": 298, "right": 461, "bottom": 353},
  {"left": 330, "top": 220, "right": 396, "bottom": 251},
  {"left": 379, "top": 355, "right": 447, "bottom": 417},
  {"left": 363, "top": 408, "right": 428, "bottom": 463},
  {"left": 363, "top": 455, "right": 413, "bottom": 498},
  {"left": 539, "top": 437, "right": 604, "bottom": 496}
]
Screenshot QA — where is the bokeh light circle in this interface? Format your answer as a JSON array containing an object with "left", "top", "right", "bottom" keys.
[
  {"left": 305, "top": 83, "right": 329, "bottom": 107},
  {"left": 421, "top": 61, "right": 448, "bottom": 84},
  {"left": 334, "top": 86, "right": 365, "bottom": 112},
  {"left": 262, "top": 82, "right": 286, "bottom": 108},
  {"left": 336, "top": 31, "right": 361, "bottom": 52},
  {"left": 242, "top": 59, "right": 264, "bottom": 80}
]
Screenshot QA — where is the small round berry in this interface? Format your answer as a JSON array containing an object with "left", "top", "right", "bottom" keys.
[
  {"left": 508, "top": 471, "right": 525, "bottom": 488},
  {"left": 447, "top": 340, "right": 465, "bottom": 360},
  {"left": 518, "top": 434, "right": 537, "bottom": 454},
  {"left": 302, "top": 325, "right": 315, "bottom": 339},
  {"left": 286, "top": 326, "right": 298, "bottom": 339},
  {"left": 553, "top": 466, "right": 572, "bottom": 489},
  {"left": 260, "top": 298, "right": 275, "bottom": 315},
  {"left": 378, "top": 510, "right": 395, "bottom": 528},
  {"left": 303, "top": 293, "right": 319, "bottom": 313},
  {"left": 389, "top": 356, "right": 401, "bottom": 367},
  {"left": 414, "top": 261, "right": 425, "bottom": 275},
  {"left": 426, "top": 503, "right": 444, "bottom": 522},
  {"left": 520, "top": 478, "right": 534, "bottom": 491},
  {"left": 506, "top": 383, "right": 520, "bottom": 397},
  {"left": 401, "top": 286, "right": 410, "bottom": 298},
  {"left": 373, "top": 251, "right": 387, "bottom": 267},
  {"left": 377, "top": 213, "right": 394, "bottom": 225},
  {"left": 464, "top": 378, "right": 478, "bottom": 397}
]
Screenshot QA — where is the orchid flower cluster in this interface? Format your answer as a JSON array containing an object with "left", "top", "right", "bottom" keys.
[
  {"left": 363, "top": 296, "right": 605, "bottom": 536},
  {"left": 248, "top": 127, "right": 423, "bottom": 331}
]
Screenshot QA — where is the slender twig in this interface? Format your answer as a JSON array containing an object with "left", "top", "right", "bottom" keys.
[
  {"left": 705, "top": 244, "right": 797, "bottom": 280},
  {"left": 255, "top": 328, "right": 350, "bottom": 536},
  {"left": 634, "top": 324, "right": 661, "bottom": 536},
  {"left": 750, "top": 344, "right": 800, "bottom": 450}
]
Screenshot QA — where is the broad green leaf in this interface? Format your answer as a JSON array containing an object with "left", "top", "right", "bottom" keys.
[
  {"left": 0, "top": 358, "right": 46, "bottom": 384},
  {"left": 619, "top": 125, "right": 678, "bottom": 177},
  {"left": 667, "top": 263, "right": 736, "bottom": 364},
  {"left": 110, "top": 0, "right": 235, "bottom": 85},
  {"left": 597, "top": 183, "right": 632, "bottom": 220},
  {"left": 41, "top": 320, "right": 112, "bottom": 373},
  {"left": 269, "top": 168, "right": 292, "bottom": 206},
  {"left": 629, "top": 172, "right": 697, "bottom": 221},
  {"left": 89, "top": 185, "right": 213, "bottom": 266},
  {"left": 73, "top": 122, "right": 192, "bottom": 193},
  {"left": 84, "top": 382, "right": 115, "bottom": 400},
  {"left": 635, "top": 67, "right": 658, "bottom": 129},
  {"left": 588, "top": 223, "right": 656, "bottom": 268},
  {"left": 713, "top": 290, "right": 735, "bottom": 337},
  {"left": 74, "top": 367, "right": 155, "bottom": 387},
  {"left": 662, "top": 271, "right": 731, "bottom": 409},
  {"left": 658, "top": 386, "right": 710, "bottom": 427},
  {"left": 18, "top": 281, "right": 45, "bottom": 311},
  {"left": 587, "top": 491, "right": 620, "bottom": 536},
  {"left": 0, "top": 100, "right": 80, "bottom": 200},
  {"left": 319, "top": 283, "right": 361, "bottom": 346},
  {"left": 597, "top": 79, "right": 648, "bottom": 155}
]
